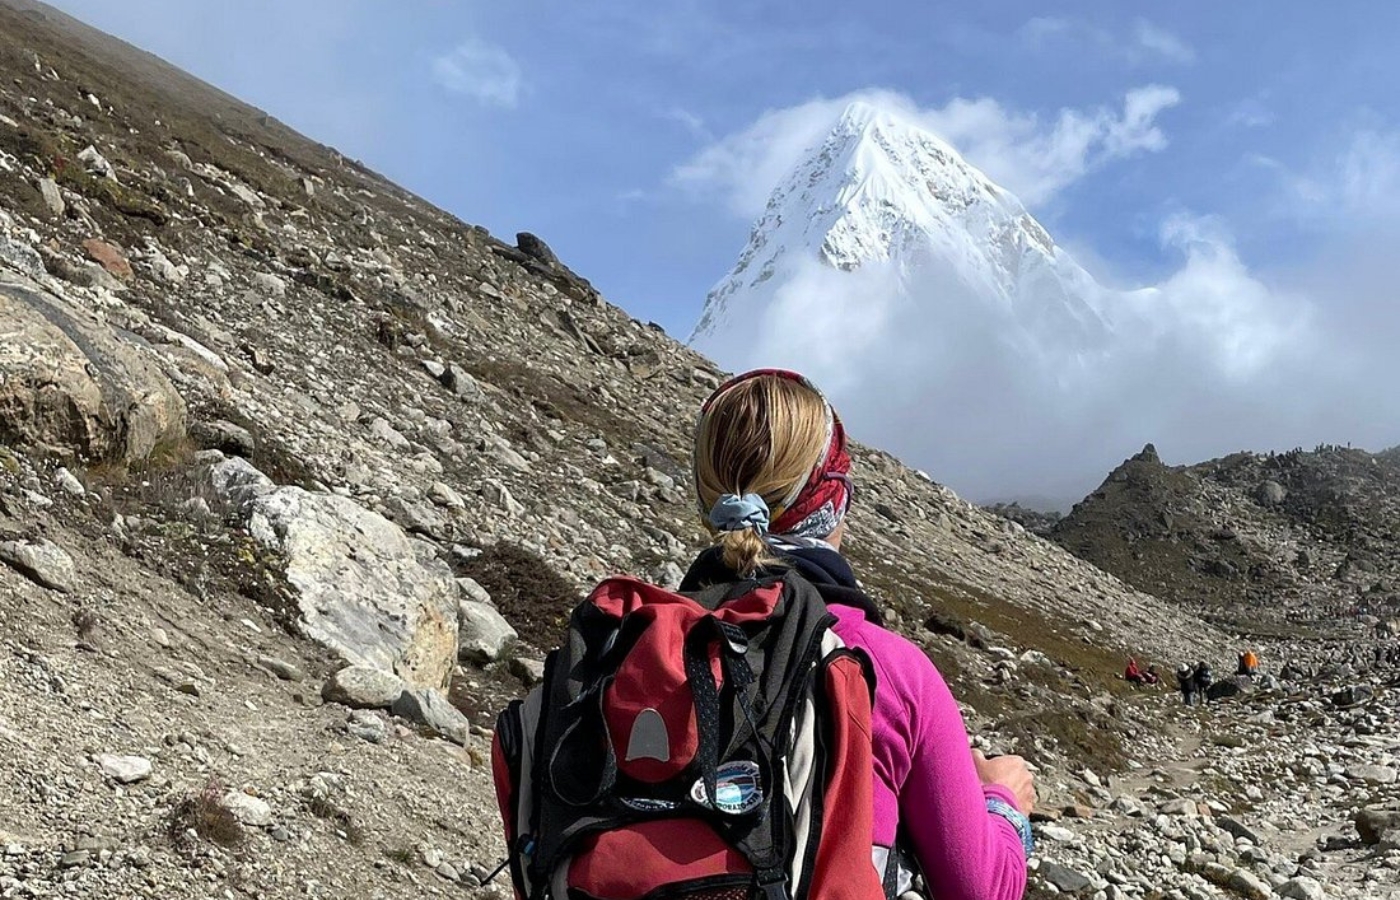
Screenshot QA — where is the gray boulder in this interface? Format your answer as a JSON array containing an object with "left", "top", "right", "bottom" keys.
[
  {"left": 1037, "top": 861, "right": 1092, "bottom": 893},
  {"left": 1331, "top": 684, "right": 1374, "bottom": 708},
  {"left": 516, "top": 232, "right": 559, "bottom": 267},
  {"left": 1277, "top": 877, "right": 1324, "bottom": 900},
  {"left": 458, "top": 600, "right": 517, "bottom": 664},
  {"left": 1255, "top": 479, "right": 1287, "bottom": 506},
  {"left": 1207, "top": 675, "right": 1251, "bottom": 702},
  {"left": 391, "top": 688, "right": 470, "bottom": 745},
  {"left": 208, "top": 458, "right": 459, "bottom": 690},
  {"left": 1347, "top": 764, "right": 1398, "bottom": 786},
  {"left": 0, "top": 539, "right": 76, "bottom": 592},
  {"left": 1356, "top": 805, "right": 1400, "bottom": 845},
  {"left": 0, "top": 270, "right": 186, "bottom": 464},
  {"left": 322, "top": 666, "right": 407, "bottom": 709}
]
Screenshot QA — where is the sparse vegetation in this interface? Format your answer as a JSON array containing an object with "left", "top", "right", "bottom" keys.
[
  {"left": 453, "top": 542, "right": 583, "bottom": 649},
  {"left": 71, "top": 607, "right": 99, "bottom": 644},
  {"left": 307, "top": 796, "right": 365, "bottom": 846},
  {"left": 167, "top": 780, "right": 244, "bottom": 850}
]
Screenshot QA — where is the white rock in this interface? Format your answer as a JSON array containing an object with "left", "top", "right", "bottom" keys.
[
  {"left": 458, "top": 600, "right": 517, "bottom": 664},
  {"left": 429, "top": 481, "right": 466, "bottom": 509},
  {"left": 222, "top": 791, "right": 273, "bottom": 827},
  {"left": 36, "top": 177, "right": 64, "bottom": 217},
  {"left": 77, "top": 145, "right": 114, "bottom": 179},
  {"left": 457, "top": 577, "right": 491, "bottom": 605},
  {"left": 251, "top": 272, "right": 286, "bottom": 298},
  {"left": 322, "top": 666, "right": 407, "bottom": 709},
  {"left": 97, "top": 754, "right": 152, "bottom": 784},
  {"left": 0, "top": 539, "right": 76, "bottom": 593},
  {"left": 207, "top": 458, "right": 458, "bottom": 690},
  {"left": 1159, "top": 799, "right": 1198, "bottom": 817},
  {"left": 55, "top": 467, "right": 84, "bottom": 496},
  {"left": 482, "top": 479, "right": 525, "bottom": 517}
]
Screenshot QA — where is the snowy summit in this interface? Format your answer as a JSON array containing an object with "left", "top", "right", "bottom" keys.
[{"left": 689, "top": 101, "right": 1115, "bottom": 365}]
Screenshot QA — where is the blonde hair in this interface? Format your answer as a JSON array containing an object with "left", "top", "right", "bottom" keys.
[{"left": 694, "top": 375, "right": 831, "bottom": 576}]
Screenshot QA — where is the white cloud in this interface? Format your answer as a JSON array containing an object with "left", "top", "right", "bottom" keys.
[
  {"left": 1337, "top": 128, "right": 1400, "bottom": 212},
  {"left": 432, "top": 39, "right": 522, "bottom": 108},
  {"left": 1261, "top": 124, "right": 1400, "bottom": 224},
  {"left": 1225, "top": 98, "right": 1274, "bottom": 129},
  {"left": 663, "top": 107, "right": 712, "bottom": 141},
  {"left": 1133, "top": 20, "right": 1196, "bottom": 65},
  {"left": 671, "top": 86, "right": 1180, "bottom": 216},
  {"left": 1018, "top": 17, "right": 1195, "bottom": 66}
]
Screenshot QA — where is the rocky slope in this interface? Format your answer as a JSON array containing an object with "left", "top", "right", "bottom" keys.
[
  {"left": 0, "top": 2, "right": 1396, "bottom": 898},
  {"left": 1051, "top": 443, "right": 1400, "bottom": 640}
]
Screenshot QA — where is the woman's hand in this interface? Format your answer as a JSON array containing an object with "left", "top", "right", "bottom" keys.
[{"left": 973, "top": 749, "right": 1036, "bottom": 814}]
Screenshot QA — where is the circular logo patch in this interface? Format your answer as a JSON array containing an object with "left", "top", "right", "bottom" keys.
[{"left": 690, "top": 760, "right": 764, "bottom": 815}]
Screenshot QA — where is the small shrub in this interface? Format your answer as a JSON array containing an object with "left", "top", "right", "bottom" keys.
[
  {"left": 385, "top": 845, "right": 416, "bottom": 866},
  {"left": 167, "top": 780, "right": 244, "bottom": 849},
  {"left": 307, "top": 795, "right": 365, "bottom": 845},
  {"left": 71, "top": 608, "right": 100, "bottom": 644}
]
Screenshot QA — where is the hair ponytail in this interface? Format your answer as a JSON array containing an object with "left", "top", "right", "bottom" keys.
[{"left": 718, "top": 527, "right": 776, "bottom": 578}]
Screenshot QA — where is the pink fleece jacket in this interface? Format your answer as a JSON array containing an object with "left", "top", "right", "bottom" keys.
[{"left": 830, "top": 604, "right": 1028, "bottom": 900}]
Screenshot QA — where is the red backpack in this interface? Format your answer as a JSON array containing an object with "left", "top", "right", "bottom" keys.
[{"left": 491, "top": 570, "right": 883, "bottom": 900}]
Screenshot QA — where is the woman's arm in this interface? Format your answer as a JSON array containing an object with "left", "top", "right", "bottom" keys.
[{"left": 883, "top": 640, "right": 1029, "bottom": 900}]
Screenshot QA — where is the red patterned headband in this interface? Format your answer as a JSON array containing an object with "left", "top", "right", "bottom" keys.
[{"left": 696, "top": 369, "right": 853, "bottom": 541}]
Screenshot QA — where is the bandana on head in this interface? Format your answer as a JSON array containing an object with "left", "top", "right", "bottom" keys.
[{"left": 696, "top": 369, "right": 853, "bottom": 543}]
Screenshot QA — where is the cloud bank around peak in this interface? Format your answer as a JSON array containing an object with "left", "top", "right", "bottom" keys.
[
  {"left": 712, "top": 215, "right": 1338, "bottom": 505},
  {"left": 683, "top": 97, "right": 1400, "bottom": 506},
  {"left": 672, "top": 86, "right": 1180, "bottom": 216}
]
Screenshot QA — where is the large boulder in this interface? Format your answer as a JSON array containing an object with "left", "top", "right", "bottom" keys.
[
  {"left": 1355, "top": 805, "right": 1400, "bottom": 846},
  {"left": 0, "top": 539, "right": 76, "bottom": 592},
  {"left": 208, "top": 457, "right": 458, "bottom": 690},
  {"left": 0, "top": 269, "right": 185, "bottom": 463}
]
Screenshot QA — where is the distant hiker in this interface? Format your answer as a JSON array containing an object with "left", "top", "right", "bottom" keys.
[
  {"left": 491, "top": 369, "right": 1033, "bottom": 900},
  {"left": 1177, "top": 663, "right": 1196, "bottom": 706},
  {"left": 1193, "top": 660, "right": 1214, "bottom": 704},
  {"left": 1126, "top": 658, "right": 1160, "bottom": 686},
  {"left": 1236, "top": 649, "right": 1259, "bottom": 676}
]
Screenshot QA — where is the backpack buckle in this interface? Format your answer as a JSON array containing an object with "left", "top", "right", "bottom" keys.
[{"left": 756, "top": 867, "right": 789, "bottom": 900}]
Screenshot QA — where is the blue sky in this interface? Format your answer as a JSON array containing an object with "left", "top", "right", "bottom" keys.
[{"left": 42, "top": 1, "right": 1400, "bottom": 341}]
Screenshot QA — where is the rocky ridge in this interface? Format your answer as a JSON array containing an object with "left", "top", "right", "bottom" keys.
[
  {"left": 0, "top": 2, "right": 1395, "bottom": 898},
  {"left": 1051, "top": 443, "right": 1400, "bottom": 639}
]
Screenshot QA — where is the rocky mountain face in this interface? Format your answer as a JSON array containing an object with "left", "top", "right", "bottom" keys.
[
  {"left": 1051, "top": 443, "right": 1400, "bottom": 640},
  {"left": 0, "top": 3, "right": 1396, "bottom": 898}
]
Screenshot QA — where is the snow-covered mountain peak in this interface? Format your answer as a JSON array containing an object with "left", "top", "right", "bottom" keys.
[{"left": 689, "top": 100, "right": 1108, "bottom": 350}]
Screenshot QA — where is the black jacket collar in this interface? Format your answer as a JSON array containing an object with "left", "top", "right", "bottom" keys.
[{"left": 679, "top": 545, "right": 883, "bottom": 626}]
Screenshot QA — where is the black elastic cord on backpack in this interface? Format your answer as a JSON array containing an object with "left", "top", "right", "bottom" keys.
[
  {"left": 547, "top": 678, "right": 619, "bottom": 807},
  {"left": 684, "top": 620, "right": 725, "bottom": 809}
]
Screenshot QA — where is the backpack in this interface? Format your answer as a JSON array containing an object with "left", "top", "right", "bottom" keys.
[{"left": 491, "top": 570, "right": 885, "bottom": 900}]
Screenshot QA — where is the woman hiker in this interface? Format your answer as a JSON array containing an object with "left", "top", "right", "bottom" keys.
[{"left": 681, "top": 368, "right": 1034, "bottom": 900}]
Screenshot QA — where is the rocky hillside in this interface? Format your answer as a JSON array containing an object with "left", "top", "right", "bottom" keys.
[
  {"left": 1052, "top": 443, "right": 1400, "bottom": 639},
  {"left": 0, "top": 3, "right": 1396, "bottom": 899}
]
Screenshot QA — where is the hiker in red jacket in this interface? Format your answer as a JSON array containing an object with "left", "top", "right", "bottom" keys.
[{"left": 683, "top": 369, "right": 1033, "bottom": 900}]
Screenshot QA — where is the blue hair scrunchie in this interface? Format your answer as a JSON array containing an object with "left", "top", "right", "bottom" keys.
[{"left": 708, "top": 493, "right": 771, "bottom": 534}]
